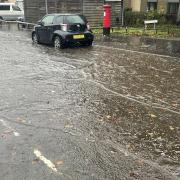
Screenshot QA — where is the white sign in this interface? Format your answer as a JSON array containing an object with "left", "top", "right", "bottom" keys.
[{"left": 144, "top": 20, "right": 158, "bottom": 24}]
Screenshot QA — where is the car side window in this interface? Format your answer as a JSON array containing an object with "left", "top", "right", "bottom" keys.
[
  {"left": 42, "top": 15, "right": 55, "bottom": 26},
  {"left": 54, "top": 16, "right": 64, "bottom": 24},
  {"left": 12, "top": 5, "right": 21, "bottom": 11},
  {"left": 0, "top": 5, "right": 10, "bottom": 10}
]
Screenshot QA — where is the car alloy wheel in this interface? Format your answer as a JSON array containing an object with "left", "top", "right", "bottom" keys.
[{"left": 54, "top": 36, "right": 64, "bottom": 49}]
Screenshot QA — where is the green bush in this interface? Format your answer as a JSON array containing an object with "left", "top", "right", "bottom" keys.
[
  {"left": 124, "top": 10, "right": 166, "bottom": 26},
  {"left": 124, "top": 11, "right": 146, "bottom": 26},
  {"left": 145, "top": 11, "right": 166, "bottom": 24}
]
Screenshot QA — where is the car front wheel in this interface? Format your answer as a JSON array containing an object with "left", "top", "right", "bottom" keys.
[
  {"left": 32, "top": 32, "right": 39, "bottom": 44},
  {"left": 53, "top": 36, "right": 65, "bottom": 49},
  {"left": 0, "top": 17, "right": 3, "bottom": 24}
]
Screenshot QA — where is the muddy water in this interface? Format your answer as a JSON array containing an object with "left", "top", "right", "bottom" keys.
[
  {"left": 96, "top": 35, "right": 180, "bottom": 57},
  {"left": 0, "top": 27, "right": 180, "bottom": 179}
]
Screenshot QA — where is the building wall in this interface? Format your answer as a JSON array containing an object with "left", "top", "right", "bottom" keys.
[
  {"left": 158, "top": 0, "right": 167, "bottom": 13},
  {"left": 0, "top": 0, "right": 16, "bottom": 2},
  {"left": 125, "top": 0, "right": 168, "bottom": 12},
  {"left": 8, "top": 0, "right": 16, "bottom": 2},
  {"left": 131, "top": 0, "right": 141, "bottom": 11},
  {"left": 124, "top": 0, "right": 131, "bottom": 9},
  {"left": 140, "top": 0, "right": 147, "bottom": 11}
]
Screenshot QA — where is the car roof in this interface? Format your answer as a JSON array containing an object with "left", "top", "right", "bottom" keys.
[{"left": 47, "top": 13, "right": 81, "bottom": 16}]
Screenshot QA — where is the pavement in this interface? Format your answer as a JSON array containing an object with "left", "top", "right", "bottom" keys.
[{"left": 0, "top": 27, "right": 180, "bottom": 180}]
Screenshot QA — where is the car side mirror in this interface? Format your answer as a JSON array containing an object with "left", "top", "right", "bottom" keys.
[{"left": 37, "top": 21, "right": 44, "bottom": 26}]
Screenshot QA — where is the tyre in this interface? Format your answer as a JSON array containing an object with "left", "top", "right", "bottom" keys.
[
  {"left": 0, "top": 17, "right": 3, "bottom": 24},
  {"left": 87, "top": 40, "right": 93, "bottom": 46},
  {"left": 53, "top": 36, "right": 65, "bottom": 49},
  {"left": 81, "top": 40, "right": 93, "bottom": 47},
  {"left": 32, "top": 32, "right": 39, "bottom": 44}
]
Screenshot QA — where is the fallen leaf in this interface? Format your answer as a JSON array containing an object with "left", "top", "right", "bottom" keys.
[
  {"left": 64, "top": 124, "right": 74, "bottom": 128},
  {"left": 149, "top": 114, "right": 157, "bottom": 118},
  {"left": 130, "top": 172, "right": 139, "bottom": 179},
  {"left": 169, "top": 126, "right": 174, "bottom": 131},
  {"left": 32, "top": 158, "right": 39, "bottom": 164},
  {"left": 148, "top": 133, "right": 154, "bottom": 137},
  {"left": 56, "top": 160, "right": 64, "bottom": 166},
  {"left": 16, "top": 118, "right": 26, "bottom": 123},
  {"left": 106, "top": 115, "right": 111, "bottom": 119}
]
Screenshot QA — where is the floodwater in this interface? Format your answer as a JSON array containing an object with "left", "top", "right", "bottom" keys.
[{"left": 0, "top": 24, "right": 180, "bottom": 180}]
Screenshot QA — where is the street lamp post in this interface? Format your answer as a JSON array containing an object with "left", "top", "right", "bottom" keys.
[
  {"left": 45, "top": 0, "right": 48, "bottom": 14},
  {"left": 121, "top": 0, "right": 124, "bottom": 26}
]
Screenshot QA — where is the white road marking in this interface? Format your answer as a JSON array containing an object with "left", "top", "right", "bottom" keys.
[
  {"left": 0, "top": 119, "right": 20, "bottom": 137},
  {"left": 34, "top": 149, "right": 58, "bottom": 173}
]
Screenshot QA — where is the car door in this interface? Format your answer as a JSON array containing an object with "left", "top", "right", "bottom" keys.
[{"left": 37, "top": 15, "right": 55, "bottom": 44}]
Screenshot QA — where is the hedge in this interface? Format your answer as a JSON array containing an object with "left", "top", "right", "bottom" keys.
[{"left": 124, "top": 10, "right": 167, "bottom": 26}]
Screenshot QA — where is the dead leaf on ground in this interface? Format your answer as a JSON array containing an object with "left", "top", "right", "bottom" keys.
[
  {"left": 16, "top": 118, "right": 26, "bottom": 123},
  {"left": 149, "top": 114, "right": 157, "bottom": 118},
  {"left": 56, "top": 160, "right": 64, "bottom": 166},
  {"left": 32, "top": 158, "right": 40, "bottom": 164},
  {"left": 64, "top": 124, "right": 74, "bottom": 128},
  {"left": 106, "top": 115, "right": 111, "bottom": 119}
]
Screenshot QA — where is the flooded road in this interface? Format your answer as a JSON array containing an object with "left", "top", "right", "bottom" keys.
[{"left": 0, "top": 28, "right": 180, "bottom": 180}]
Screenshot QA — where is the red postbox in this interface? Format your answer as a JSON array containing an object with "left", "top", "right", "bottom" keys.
[{"left": 103, "top": 4, "right": 111, "bottom": 36}]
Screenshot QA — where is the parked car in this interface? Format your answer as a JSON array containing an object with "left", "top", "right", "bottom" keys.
[
  {"left": 32, "top": 14, "right": 94, "bottom": 48},
  {"left": 0, "top": 3, "right": 24, "bottom": 21}
]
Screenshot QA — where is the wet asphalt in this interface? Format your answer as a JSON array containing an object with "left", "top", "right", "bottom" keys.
[{"left": 0, "top": 26, "right": 180, "bottom": 180}]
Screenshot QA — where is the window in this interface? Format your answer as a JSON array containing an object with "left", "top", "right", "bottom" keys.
[
  {"left": 65, "top": 15, "right": 85, "bottom": 24},
  {"left": 12, "top": 5, "right": 21, "bottom": 11},
  {"left": 0, "top": 5, "right": 10, "bottom": 11},
  {"left": 147, "top": 2, "right": 157, "bottom": 11},
  {"left": 54, "top": 16, "right": 64, "bottom": 24},
  {"left": 42, "top": 15, "right": 54, "bottom": 26},
  {"left": 167, "top": 3, "right": 179, "bottom": 14}
]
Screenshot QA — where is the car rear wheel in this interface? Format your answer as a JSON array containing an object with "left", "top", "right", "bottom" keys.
[
  {"left": 53, "top": 36, "right": 65, "bottom": 49},
  {"left": 32, "top": 32, "right": 39, "bottom": 44},
  {"left": 87, "top": 40, "right": 93, "bottom": 46},
  {"left": 82, "top": 40, "right": 93, "bottom": 47}
]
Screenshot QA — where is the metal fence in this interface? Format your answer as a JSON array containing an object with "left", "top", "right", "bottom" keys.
[
  {"left": 0, "top": 19, "right": 36, "bottom": 30},
  {"left": 0, "top": 20, "right": 179, "bottom": 38},
  {"left": 92, "top": 26, "right": 180, "bottom": 38}
]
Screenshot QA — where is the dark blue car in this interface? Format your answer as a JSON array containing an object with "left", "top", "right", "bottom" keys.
[{"left": 32, "top": 13, "right": 94, "bottom": 48}]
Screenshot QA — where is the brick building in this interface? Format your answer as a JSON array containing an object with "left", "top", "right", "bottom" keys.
[
  {"left": 0, "top": 0, "right": 16, "bottom": 2},
  {"left": 125, "top": 0, "right": 179, "bottom": 15}
]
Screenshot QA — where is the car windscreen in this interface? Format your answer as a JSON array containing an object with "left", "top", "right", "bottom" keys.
[
  {"left": 65, "top": 15, "right": 85, "bottom": 24},
  {"left": 0, "top": 5, "right": 10, "bottom": 11},
  {"left": 12, "top": 5, "right": 21, "bottom": 11}
]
